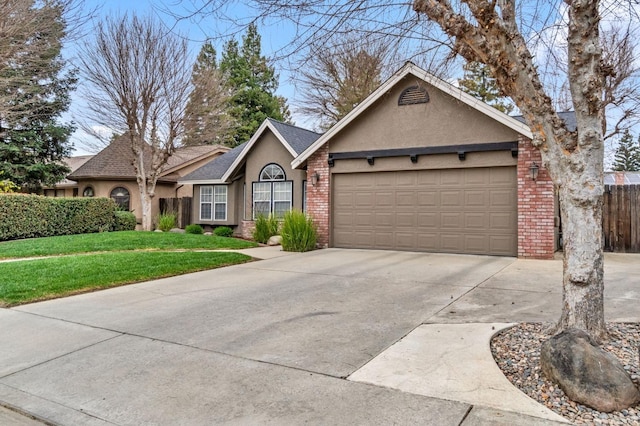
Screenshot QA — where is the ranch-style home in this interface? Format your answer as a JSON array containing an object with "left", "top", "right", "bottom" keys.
[
  {"left": 68, "top": 135, "right": 229, "bottom": 225},
  {"left": 181, "top": 62, "right": 560, "bottom": 259}
]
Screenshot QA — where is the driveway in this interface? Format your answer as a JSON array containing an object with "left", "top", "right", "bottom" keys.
[{"left": 0, "top": 249, "right": 638, "bottom": 425}]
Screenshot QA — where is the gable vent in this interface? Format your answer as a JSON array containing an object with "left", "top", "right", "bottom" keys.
[{"left": 398, "top": 85, "right": 429, "bottom": 106}]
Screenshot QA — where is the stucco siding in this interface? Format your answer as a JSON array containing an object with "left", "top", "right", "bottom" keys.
[{"left": 329, "top": 75, "right": 520, "bottom": 154}]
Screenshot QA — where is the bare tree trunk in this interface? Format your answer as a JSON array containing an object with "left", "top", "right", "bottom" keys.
[
  {"left": 557, "top": 183, "right": 606, "bottom": 340},
  {"left": 412, "top": 0, "right": 608, "bottom": 339},
  {"left": 139, "top": 188, "right": 153, "bottom": 231}
]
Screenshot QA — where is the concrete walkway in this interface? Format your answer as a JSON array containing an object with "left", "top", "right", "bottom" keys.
[{"left": 1, "top": 248, "right": 638, "bottom": 425}]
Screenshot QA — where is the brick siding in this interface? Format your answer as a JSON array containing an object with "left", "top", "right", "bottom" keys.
[
  {"left": 306, "top": 144, "right": 330, "bottom": 248},
  {"left": 517, "top": 136, "right": 556, "bottom": 259}
]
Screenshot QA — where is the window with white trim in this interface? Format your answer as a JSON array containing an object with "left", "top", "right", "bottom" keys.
[
  {"left": 252, "top": 163, "right": 293, "bottom": 219},
  {"left": 201, "top": 185, "right": 227, "bottom": 221},
  {"left": 213, "top": 186, "right": 227, "bottom": 221},
  {"left": 200, "top": 186, "right": 213, "bottom": 220}
]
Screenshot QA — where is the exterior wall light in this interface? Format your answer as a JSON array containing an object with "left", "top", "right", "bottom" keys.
[
  {"left": 311, "top": 171, "right": 320, "bottom": 186},
  {"left": 530, "top": 162, "right": 540, "bottom": 181}
]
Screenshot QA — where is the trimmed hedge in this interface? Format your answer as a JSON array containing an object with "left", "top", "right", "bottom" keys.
[
  {"left": 113, "top": 210, "right": 137, "bottom": 231},
  {"left": 0, "top": 194, "right": 119, "bottom": 241}
]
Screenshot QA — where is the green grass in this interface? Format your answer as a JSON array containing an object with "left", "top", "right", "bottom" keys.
[
  {"left": 0, "top": 251, "right": 251, "bottom": 306},
  {"left": 0, "top": 231, "right": 257, "bottom": 259}
]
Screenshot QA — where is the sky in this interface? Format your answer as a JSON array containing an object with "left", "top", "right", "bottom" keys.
[
  {"left": 64, "top": 0, "right": 304, "bottom": 154},
  {"left": 64, "top": 0, "right": 639, "bottom": 166}
]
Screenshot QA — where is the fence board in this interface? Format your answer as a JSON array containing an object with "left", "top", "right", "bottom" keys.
[
  {"left": 159, "top": 197, "right": 192, "bottom": 229},
  {"left": 603, "top": 184, "right": 640, "bottom": 253}
]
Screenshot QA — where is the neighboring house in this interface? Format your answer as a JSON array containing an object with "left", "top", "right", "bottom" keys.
[
  {"left": 604, "top": 172, "right": 640, "bottom": 185},
  {"left": 43, "top": 155, "right": 95, "bottom": 197},
  {"left": 68, "top": 135, "right": 228, "bottom": 225},
  {"left": 179, "top": 119, "right": 322, "bottom": 237},
  {"left": 183, "top": 62, "right": 559, "bottom": 259}
]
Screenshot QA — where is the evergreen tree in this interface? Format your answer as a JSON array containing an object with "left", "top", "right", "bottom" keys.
[
  {"left": 612, "top": 130, "right": 640, "bottom": 171},
  {"left": 0, "top": 1, "right": 76, "bottom": 192},
  {"left": 458, "top": 61, "right": 513, "bottom": 114},
  {"left": 219, "top": 23, "right": 289, "bottom": 146},
  {"left": 183, "top": 42, "right": 235, "bottom": 146}
]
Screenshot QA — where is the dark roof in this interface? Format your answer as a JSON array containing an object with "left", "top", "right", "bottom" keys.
[
  {"left": 180, "top": 142, "right": 247, "bottom": 181},
  {"left": 68, "top": 135, "right": 225, "bottom": 180},
  {"left": 267, "top": 118, "right": 322, "bottom": 155},
  {"left": 180, "top": 119, "right": 321, "bottom": 182},
  {"left": 512, "top": 111, "right": 577, "bottom": 132}
]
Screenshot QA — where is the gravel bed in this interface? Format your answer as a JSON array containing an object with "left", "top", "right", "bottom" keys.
[{"left": 491, "top": 323, "right": 640, "bottom": 425}]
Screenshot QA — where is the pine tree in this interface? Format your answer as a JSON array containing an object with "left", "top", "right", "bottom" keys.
[
  {"left": 458, "top": 61, "right": 513, "bottom": 115},
  {"left": 183, "top": 42, "right": 235, "bottom": 146},
  {"left": 219, "top": 23, "right": 289, "bottom": 146},
  {"left": 612, "top": 130, "right": 640, "bottom": 172},
  {"left": 0, "top": 1, "right": 76, "bottom": 192}
]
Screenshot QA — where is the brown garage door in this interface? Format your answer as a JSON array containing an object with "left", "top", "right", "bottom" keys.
[{"left": 332, "top": 167, "right": 517, "bottom": 256}]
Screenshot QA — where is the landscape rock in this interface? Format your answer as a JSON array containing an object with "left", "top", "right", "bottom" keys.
[
  {"left": 154, "top": 229, "right": 163, "bottom": 233},
  {"left": 267, "top": 235, "right": 282, "bottom": 246},
  {"left": 540, "top": 328, "right": 640, "bottom": 412},
  {"left": 170, "top": 228, "right": 186, "bottom": 234}
]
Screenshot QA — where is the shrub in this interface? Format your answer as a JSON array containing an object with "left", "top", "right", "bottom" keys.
[
  {"left": 253, "top": 214, "right": 279, "bottom": 244},
  {"left": 113, "top": 211, "right": 137, "bottom": 231},
  {"left": 0, "top": 194, "right": 118, "bottom": 241},
  {"left": 185, "top": 224, "right": 204, "bottom": 234},
  {"left": 281, "top": 209, "right": 317, "bottom": 252},
  {"left": 213, "top": 226, "right": 233, "bottom": 237},
  {"left": 157, "top": 212, "right": 176, "bottom": 232}
]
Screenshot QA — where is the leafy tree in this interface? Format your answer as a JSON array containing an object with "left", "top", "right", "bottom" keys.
[
  {"left": 0, "top": 0, "right": 77, "bottom": 192},
  {"left": 612, "top": 130, "right": 640, "bottom": 172},
  {"left": 458, "top": 61, "right": 513, "bottom": 114},
  {"left": 183, "top": 41, "right": 236, "bottom": 146},
  {"left": 79, "top": 15, "right": 191, "bottom": 231},
  {"left": 219, "top": 23, "right": 289, "bottom": 146},
  {"left": 298, "top": 35, "right": 391, "bottom": 131}
]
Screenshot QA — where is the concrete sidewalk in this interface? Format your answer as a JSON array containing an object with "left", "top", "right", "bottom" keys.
[{"left": 1, "top": 248, "right": 637, "bottom": 425}]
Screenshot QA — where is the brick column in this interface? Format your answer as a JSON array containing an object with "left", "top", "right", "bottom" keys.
[
  {"left": 517, "top": 136, "right": 555, "bottom": 259},
  {"left": 306, "top": 144, "right": 330, "bottom": 248}
]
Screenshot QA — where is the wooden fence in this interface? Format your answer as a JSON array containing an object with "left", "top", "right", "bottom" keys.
[
  {"left": 603, "top": 185, "right": 640, "bottom": 252},
  {"left": 159, "top": 197, "right": 192, "bottom": 229}
]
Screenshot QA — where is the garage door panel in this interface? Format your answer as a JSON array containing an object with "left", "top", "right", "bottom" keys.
[
  {"left": 441, "top": 234, "right": 463, "bottom": 251},
  {"left": 418, "top": 191, "right": 438, "bottom": 206},
  {"left": 355, "top": 212, "right": 375, "bottom": 226},
  {"left": 332, "top": 167, "right": 516, "bottom": 256},
  {"left": 396, "top": 212, "right": 416, "bottom": 227},
  {"left": 465, "top": 212, "right": 487, "bottom": 229},
  {"left": 440, "top": 191, "right": 463, "bottom": 207},
  {"left": 375, "top": 212, "right": 394, "bottom": 227},
  {"left": 417, "top": 212, "right": 438, "bottom": 228},
  {"left": 441, "top": 212, "right": 463, "bottom": 228},
  {"left": 465, "top": 190, "right": 486, "bottom": 207}
]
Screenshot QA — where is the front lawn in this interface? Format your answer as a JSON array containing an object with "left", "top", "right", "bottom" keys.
[
  {"left": 0, "top": 231, "right": 257, "bottom": 259},
  {"left": 0, "top": 251, "right": 251, "bottom": 306}
]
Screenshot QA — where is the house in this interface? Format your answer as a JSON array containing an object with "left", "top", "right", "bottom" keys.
[
  {"left": 604, "top": 172, "right": 640, "bottom": 185},
  {"left": 68, "top": 135, "right": 228, "bottom": 225},
  {"left": 183, "top": 62, "right": 558, "bottom": 259},
  {"left": 43, "top": 155, "right": 94, "bottom": 197},
  {"left": 179, "top": 119, "right": 322, "bottom": 237}
]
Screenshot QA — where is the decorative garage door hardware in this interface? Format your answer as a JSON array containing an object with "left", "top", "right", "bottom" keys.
[{"left": 327, "top": 141, "right": 519, "bottom": 167}]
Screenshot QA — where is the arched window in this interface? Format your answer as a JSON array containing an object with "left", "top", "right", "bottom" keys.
[
  {"left": 260, "top": 163, "right": 286, "bottom": 181},
  {"left": 83, "top": 186, "right": 94, "bottom": 197},
  {"left": 253, "top": 164, "right": 292, "bottom": 218},
  {"left": 110, "top": 187, "right": 130, "bottom": 211}
]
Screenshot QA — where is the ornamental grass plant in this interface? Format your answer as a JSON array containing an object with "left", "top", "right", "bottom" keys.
[{"left": 280, "top": 209, "right": 317, "bottom": 252}]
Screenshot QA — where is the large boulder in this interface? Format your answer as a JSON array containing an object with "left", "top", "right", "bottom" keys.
[
  {"left": 540, "top": 328, "right": 640, "bottom": 412},
  {"left": 267, "top": 235, "right": 282, "bottom": 246}
]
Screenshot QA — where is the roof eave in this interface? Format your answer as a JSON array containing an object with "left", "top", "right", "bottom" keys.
[{"left": 292, "top": 62, "right": 533, "bottom": 169}]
